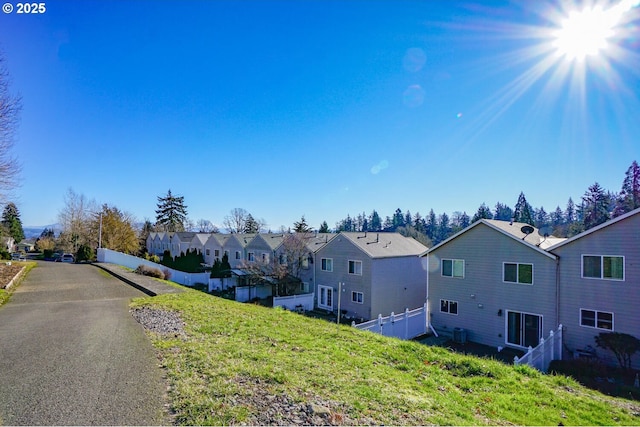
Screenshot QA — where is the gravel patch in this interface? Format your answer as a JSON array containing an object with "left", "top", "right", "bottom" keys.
[{"left": 131, "top": 306, "right": 186, "bottom": 337}]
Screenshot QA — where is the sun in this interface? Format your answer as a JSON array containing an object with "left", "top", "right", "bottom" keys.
[
  {"left": 552, "top": 0, "right": 640, "bottom": 61},
  {"left": 552, "top": 6, "right": 613, "bottom": 60}
]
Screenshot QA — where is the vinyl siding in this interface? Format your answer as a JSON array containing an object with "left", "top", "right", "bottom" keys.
[
  {"left": 370, "top": 256, "right": 427, "bottom": 318},
  {"left": 315, "top": 235, "right": 373, "bottom": 320},
  {"left": 552, "top": 213, "right": 640, "bottom": 367},
  {"left": 427, "top": 223, "right": 558, "bottom": 350}
]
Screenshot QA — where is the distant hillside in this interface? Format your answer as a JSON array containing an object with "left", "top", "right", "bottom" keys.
[{"left": 22, "top": 224, "right": 60, "bottom": 239}]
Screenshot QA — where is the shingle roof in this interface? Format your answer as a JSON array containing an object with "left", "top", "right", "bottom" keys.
[{"left": 339, "top": 232, "right": 428, "bottom": 258}]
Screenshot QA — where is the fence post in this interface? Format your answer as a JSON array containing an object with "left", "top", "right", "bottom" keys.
[
  {"left": 539, "top": 336, "right": 546, "bottom": 371},
  {"left": 527, "top": 346, "right": 533, "bottom": 364},
  {"left": 351, "top": 321, "right": 356, "bottom": 327},
  {"left": 378, "top": 314, "right": 383, "bottom": 334},
  {"left": 404, "top": 308, "right": 410, "bottom": 339},
  {"left": 514, "top": 355, "right": 520, "bottom": 364}
]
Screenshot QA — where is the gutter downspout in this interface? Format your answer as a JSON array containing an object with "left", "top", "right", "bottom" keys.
[
  {"left": 426, "top": 253, "right": 438, "bottom": 337},
  {"left": 555, "top": 255, "right": 560, "bottom": 331}
]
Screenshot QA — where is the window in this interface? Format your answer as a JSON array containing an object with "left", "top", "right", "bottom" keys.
[
  {"left": 214, "top": 249, "right": 220, "bottom": 257},
  {"left": 580, "top": 309, "right": 614, "bottom": 330},
  {"left": 348, "top": 260, "right": 362, "bottom": 275},
  {"left": 351, "top": 291, "right": 364, "bottom": 304},
  {"left": 247, "top": 252, "right": 255, "bottom": 261},
  {"left": 503, "top": 263, "right": 533, "bottom": 284},
  {"left": 261, "top": 253, "right": 267, "bottom": 262},
  {"left": 205, "top": 249, "right": 210, "bottom": 256},
  {"left": 442, "top": 259, "right": 464, "bottom": 278},
  {"left": 235, "top": 251, "right": 241, "bottom": 260},
  {"left": 279, "top": 254, "right": 287, "bottom": 264},
  {"left": 321, "top": 258, "right": 333, "bottom": 272},
  {"left": 582, "top": 255, "right": 624, "bottom": 280},
  {"left": 440, "top": 299, "right": 458, "bottom": 315}
]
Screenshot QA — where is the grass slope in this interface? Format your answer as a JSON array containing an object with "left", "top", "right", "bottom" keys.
[{"left": 132, "top": 288, "right": 640, "bottom": 425}]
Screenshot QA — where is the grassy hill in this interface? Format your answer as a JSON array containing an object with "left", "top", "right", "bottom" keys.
[{"left": 131, "top": 288, "right": 640, "bottom": 425}]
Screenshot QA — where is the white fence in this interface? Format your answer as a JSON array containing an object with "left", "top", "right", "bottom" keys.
[
  {"left": 97, "top": 248, "right": 210, "bottom": 287},
  {"left": 353, "top": 304, "right": 428, "bottom": 340},
  {"left": 514, "top": 324, "right": 563, "bottom": 372},
  {"left": 273, "top": 292, "right": 314, "bottom": 311}
]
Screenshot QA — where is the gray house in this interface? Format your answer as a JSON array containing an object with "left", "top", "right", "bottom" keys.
[
  {"left": 424, "top": 220, "right": 560, "bottom": 351},
  {"left": 315, "top": 232, "right": 428, "bottom": 321},
  {"left": 548, "top": 207, "right": 640, "bottom": 367}
]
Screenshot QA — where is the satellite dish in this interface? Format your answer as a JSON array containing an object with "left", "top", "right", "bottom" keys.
[{"left": 520, "top": 225, "right": 535, "bottom": 236}]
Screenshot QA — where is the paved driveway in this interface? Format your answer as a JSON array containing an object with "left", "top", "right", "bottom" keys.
[{"left": 0, "top": 261, "right": 168, "bottom": 425}]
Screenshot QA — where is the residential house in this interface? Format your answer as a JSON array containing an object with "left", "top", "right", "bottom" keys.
[
  {"left": 189, "top": 233, "right": 210, "bottom": 259},
  {"left": 224, "top": 234, "right": 257, "bottom": 269},
  {"left": 245, "top": 233, "right": 285, "bottom": 265},
  {"left": 203, "top": 234, "right": 232, "bottom": 266},
  {"left": 170, "top": 232, "right": 198, "bottom": 257},
  {"left": 146, "top": 232, "right": 166, "bottom": 256},
  {"left": 315, "top": 232, "right": 428, "bottom": 321},
  {"left": 548, "top": 207, "right": 640, "bottom": 367},
  {"left": 424, "top": 220, "right": 560, "bottom": 351}
]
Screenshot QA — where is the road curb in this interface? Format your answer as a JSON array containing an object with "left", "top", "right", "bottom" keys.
[
  {"left": 93, "top": 263, "right": 184, "bottom": 296},
  {"left": 4, "top": 265, "right": 27, "bottom": 290}
]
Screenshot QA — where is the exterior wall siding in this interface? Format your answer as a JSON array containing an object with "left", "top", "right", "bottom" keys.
[
  {"left": 370, "top": 256, "right": 427, "bottom": 319},
  {"left": 315, "top": 235, "right": 373, "bottom": 320},
  {"left": 428, "top": 223, "right": 558, "bottom": 350},
  {"left": 551, "top": 213, "right": 640, "bottom": 367}
]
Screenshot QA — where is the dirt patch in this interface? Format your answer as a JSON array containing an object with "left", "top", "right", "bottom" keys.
[{"left": 0, "top": 263, "right": 24, "bottom": 289}]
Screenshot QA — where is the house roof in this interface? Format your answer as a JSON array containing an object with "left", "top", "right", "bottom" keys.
[
  {"left": 339, "top": 232, "right": 428, "bottom": 259},
  {"left": 304, "top": 233, "right": 338, "bottom": 253},
  {"left": 190, "top": 233, "right": 210, "bottom": 246},
  {"left": 252, "top": 233, "right": 285, "bottom": 251},
  {"left": 206, "top": 233, "right": 232, "bottom": 246},
  {"left": 227, "top": 233, "right": 257, "bottom": 247},
  {"left": 424, "top": 219, "right": 558, "bottom": 260},
  {"left": 173, "top": 232, "right": 197, "bottom": 242},
  {"left": 546, "top": 206, "right": 640, "bottom": 251}
]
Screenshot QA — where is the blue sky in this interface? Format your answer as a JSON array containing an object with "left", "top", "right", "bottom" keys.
[{"left": 1, "top": 0, "right": 639, "bottom": 230}]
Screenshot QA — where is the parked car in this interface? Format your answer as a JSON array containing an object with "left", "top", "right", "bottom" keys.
[
  {"left": 60, "top": 254, "right": 75, "bottom": 263},
  {"left": 10, "top": 252, "right": 25, "bottom": 261}
]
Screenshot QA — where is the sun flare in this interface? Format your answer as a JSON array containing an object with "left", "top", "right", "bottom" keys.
[{"left": 552, "top": 0, "right": 640, "bottom": 61}]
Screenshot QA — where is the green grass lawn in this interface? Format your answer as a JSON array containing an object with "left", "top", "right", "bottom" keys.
[{"left": 131, "top": 288, "right": 640, "bottom": 425}]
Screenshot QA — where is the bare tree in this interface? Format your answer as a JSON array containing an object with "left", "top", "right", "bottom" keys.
[
  {"left": 57, "top": 188, "right": 98, "bottom": 253},
  {"left": 0, "top": 54, "right": 22, "bottom": 202},
  {"left": 196, "top": 219, "right": 219, "bottom": 233},
  {"left": 223, "top": 208, "right": 265, "bottom": 233}
]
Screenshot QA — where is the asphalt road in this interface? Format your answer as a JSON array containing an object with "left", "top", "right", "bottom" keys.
[{"left": 0, "top": 261, "right": 169, "bottom": 426}]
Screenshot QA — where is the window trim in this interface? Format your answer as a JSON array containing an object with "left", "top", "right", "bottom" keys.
[
  {"left": 348, "top": 260, "right": 363, "bottom": 275},
  {"left": 321, "top": 258, "right": 333, "bottom": 272},
  {"left": 318, "top": 285, "right": 333, "bottom": 310},
  {"left": 581, "top": 254, "right": 625, "bottom": 281},
  {"left": 440, "top": 299, "right": 458, "bottom": 315},
  {"left": 247, "top": 252, "right": 255, "bottom": 262},
  {"left": 580, "top": 308, "right": 614, "bottom": 331},
  {"left": 502, "top": 262, "right": 534, "bottom": 285},
  {"left": 351, "top": 291, "right": 364, "bottom": 304},
  {"left": 441, "top": 259, "right": 465, "bottom": 278}
]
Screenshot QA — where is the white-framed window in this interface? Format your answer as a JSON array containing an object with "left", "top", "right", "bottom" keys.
[
  {"left": 442, "top": 259, "right": 464, "bottom": 278},
  {"left": 503, "top": 262, "right": 533, "bottom": 284},
  {"left": 582, "top": 255, "right": 624, "bottom": 280},
  {"left": 580, "top": 309, "right": 614, "bottom": 330},
  {"left": 318, "top": 285, "right": 333, "bottom": 310},
  {"left": 351, "top": 291, "right": 364, "bottom": 304},
  {"left": 214, "top": 249, "right": 220, "bottom": 257},
  {"left": 261, "top": 253, "right": 268, "bottom": 262},
  {"left": 205, "top": 249, "right": 210, "bottom": 256},
  {"left": 321, "top": 258, "right": 333, "bottom": 272},
  {"left": 348, "top": 260, "right": 362, "bottom": 275},
  {"left": 440, "top": 299, "right": 458, "bottom": 315},
  {"left": 247, "top": 252, "right": 255, "bottom": 262},
  {"left": 301, "top": 256, "right": 309, "bottom": 269},
  {"left": 235, "top": 251, "right": 241, "bottom": 260}
]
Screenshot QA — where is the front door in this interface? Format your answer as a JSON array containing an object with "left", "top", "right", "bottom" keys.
[
  {"left": 318, "top": 285, "right": 333, "bottom": 310},
  {"left": 507, "top": 311, "right": 542, "bottom": 348}
]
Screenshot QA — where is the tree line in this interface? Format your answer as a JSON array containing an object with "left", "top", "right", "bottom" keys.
[{"left": 332, "top": 160, "right": 640, "bottom": 246}]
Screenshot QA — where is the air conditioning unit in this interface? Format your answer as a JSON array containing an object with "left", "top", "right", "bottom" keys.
[{"left": 453, "top": 327, "right": 467, "bottom": 344}]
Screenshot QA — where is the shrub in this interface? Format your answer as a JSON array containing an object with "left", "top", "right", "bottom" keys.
[
  {"left": 135, "top": 264, "right": 165, "bottom": 279},
  {"left": 163, "top": 268, "right": 172, "bottom": 280}
]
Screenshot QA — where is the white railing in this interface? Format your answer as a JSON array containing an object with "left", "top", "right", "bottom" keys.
[
  {"left": 273, "top": 292, "right": 315, "bottom": 311},
  {"left": 352, "top": 303, "right": 428, "bottom": 340},
  {"left": 514, "top": 324, "right": 563, "bottom": 372},
  {"left": 97, "top": 248, "right": 210, "bottom": 287}
]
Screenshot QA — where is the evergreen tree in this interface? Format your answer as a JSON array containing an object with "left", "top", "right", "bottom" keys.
[
  {"left": 425, "top": 209, "right": 437, "bottom": 241},
  {"left": 565, "top": 198, "right": 576, "bottom": 224},
  {"left": 318, "top": 221, "right": 330, "bottom": 233},
  {"left": 435, "top": 213, "right": 451, "bottom": 244},
  {"left": 293, "top": 215, "right": 312, "bottom": 233},
  {"left": 413, "top": 212, "right": 426, "bottom": 234},
  {"left": 392, "top": 208, "right": 405, "bottom": 229},
  {"left": 614, "top": 160, "right": 640, "bottom": 216},
  {"left": 244, "top": 214, "right": 260, "bottom": 233},
  {"left": 533, "top": 206, "right": 549, "bottom": 229},
  {"left": 369, "top": 210, "right": 382, "bottom": 231},
  {"left": 1, "top": 202, "right": 24, "bottom": 243},
  {"left": 494, "top": 202, "right": 513, "bottom": 221},
  {"left": 513, "top": 192, "right": 534, "bottom": 225},
  {"left": 471, "top": 203, "right": 493, "bottom": 223},
  {"left": 582, "top": 182, "right": 610, "bottom": 230},
  {"left": 155, "top": 190, "right": 188, "bottom": 232}
]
